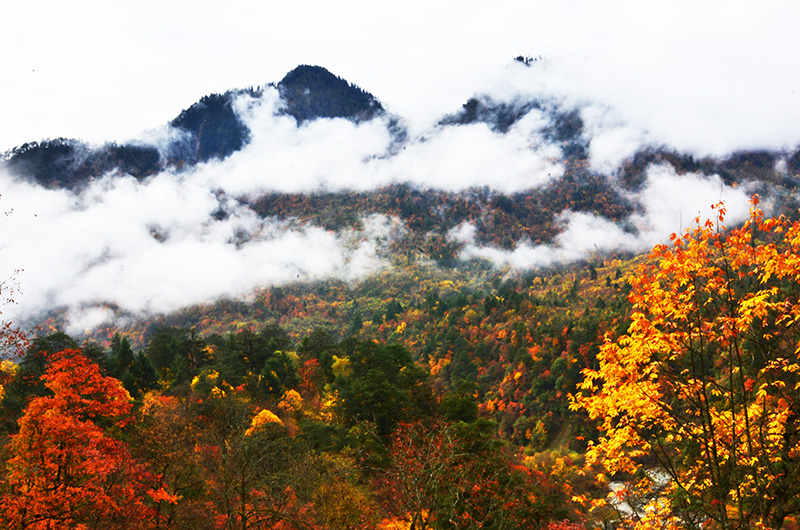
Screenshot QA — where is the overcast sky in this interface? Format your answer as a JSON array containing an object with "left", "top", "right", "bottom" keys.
[
  {"left": 1, "top": 0, "right": 799, "bottom": 156},
  {"left": 0, "top": 0, "right": 798, "bottom": 334}
]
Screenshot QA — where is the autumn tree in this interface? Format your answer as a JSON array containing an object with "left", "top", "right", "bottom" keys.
[
  {"left": 195, "top": 388, "right": 305, "bottom": 530},
  {"left": 572, "top": 198, "right": 800, "bottom": 529},
  {"left": 0, "top": 277, "right": 27, "bottom": 357},
  {"left": 385, "top": 419, "right": 564, "bottom": 530},
  {"left": 291, "top": 452, "right": 376, "bottom": 530},
  {"left": 0, "top": 349, "right": 163, "bottom": 529},
  {"left": 134, "top": 394, "right": 212, "bottom": 529},
  {"left": 1, "top": 333, "right": 86, "bottom": 434}
]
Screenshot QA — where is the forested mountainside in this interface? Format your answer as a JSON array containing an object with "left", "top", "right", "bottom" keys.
[
  {"left": 3, "top": 62, "right": 800, "bottom": 529},
  {"left": 1, "top": 65, "right": 383, "bottom": 187},
  {"left": 0, "top": 250, "right": 636, "bottom": 529},
  {"left": 4, "top": 63, "right": 800, "bottom": 263}
]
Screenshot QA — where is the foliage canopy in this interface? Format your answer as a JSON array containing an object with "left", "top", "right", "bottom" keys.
[{"left": 573, "top": 197, "right": 800, "bottom": 529}]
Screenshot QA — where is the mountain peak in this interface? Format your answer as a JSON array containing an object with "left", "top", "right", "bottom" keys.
[
  {"left": 277, "top": 65, "right": 383, "bottom": 123},
  {"left": 169, "top": 90, "right": 254, "bottom": 163}
]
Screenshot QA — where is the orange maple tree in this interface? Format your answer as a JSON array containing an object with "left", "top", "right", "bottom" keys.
[
  {"left": 572, "top": 197, "right": 800, "bottom": 529},
  {"left": 0, "top": 349, "right": 166, "bottom": 529}
]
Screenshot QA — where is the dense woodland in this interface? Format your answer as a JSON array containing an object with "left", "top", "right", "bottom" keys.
[
  {"left": 0, "top": 260, "right": 615, "bottom": 528},
  {"left": 2, "top": 197, "right": 800, "bottom": 528},
  {"left": 3, "top": 64, "right": 800, "bottom": 529}
]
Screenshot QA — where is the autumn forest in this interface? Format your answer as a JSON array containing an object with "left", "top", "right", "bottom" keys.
[
  {"left": 1, "top": 195, "right": 799, "bottom": 529},
  {"left": 3, "top": 65, "right": 800, "bottom": 529}
]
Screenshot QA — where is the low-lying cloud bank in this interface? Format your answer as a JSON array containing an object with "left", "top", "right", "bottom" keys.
[
  {"left": 0, "top": 167, "right": 405, "bottom": 334},
  {"left": 195, "top": 90, "right": 565, "bottom": 194},
  {"left": 452, "top": 164, "right": 755, "bottom": 267},
  {"left": 0, "top": 78, "right": 782, "bottom": 335}
]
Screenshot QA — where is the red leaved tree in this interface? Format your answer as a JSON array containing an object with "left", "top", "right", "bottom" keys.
[{"left": 0, "top": 349, "right": 163, "bottom": 529}]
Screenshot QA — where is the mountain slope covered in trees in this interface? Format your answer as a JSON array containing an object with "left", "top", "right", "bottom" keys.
[{"left": 3, "top": 62, "right": 800, "bottom": 529}]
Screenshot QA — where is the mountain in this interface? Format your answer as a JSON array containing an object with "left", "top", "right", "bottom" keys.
[
  {"left": 4, "top": 62, "right": 799, "bottom": 208},
  {"left": 168, "top": 91, "right": 254, "bottom": 164},
  {"left": 5, "top": 61, "right": 800, "bottom": 528},
  {"left": 439, "top": 96, "right": 543, "bottom": 134},
  {"left": 4, "top": 60, "right": 800, "bottom": 331},
  {"left": 276, "top": 64, "right": 384, "bottom": 124},
  {"left": 2, "top": 138, "right": 162, "bottom": 189},
  {"left": 0, "top": 65, "right": 385, "bottom": 189},
  {"left": 165, "top": 65, "right": 385, "bottom": 165}
]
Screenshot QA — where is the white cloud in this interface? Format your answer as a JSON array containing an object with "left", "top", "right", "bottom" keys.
[
  {"left": 0, "top": 167, "right": 399, "bottom": 330},
  {"left": 65, "top": 306, "right": 118, "bottom": 337},
  {"left": 199, "top": 91, "right": 394, "bottom": 194},
  {"left": 372, "top": 119, "right": 563, "bottom": 193},
  {"left": 457, "top": 212, "right": 640, "bottom": 269},
  {"left": 191, "top": 90, "right": 564, "bottom": 195},
  {"left": 581, "top": 105, "right": 648, "bottom": 175},
  {"left": 629, "top": 164, "right": 752, "bottom": 238},
  {"left": 454, "top": 164, "right": 754, "bottom": 270},
  {"left": 2, "top": 0, "right": 798, "bottom": 160}
]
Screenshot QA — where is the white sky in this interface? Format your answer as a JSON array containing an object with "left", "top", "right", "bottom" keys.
[
  {"left": 1, "top": 0, "right": 799, "bottom": 334},
  {"left": 1, "top": 0, "right": 799, "bottom": 156}
]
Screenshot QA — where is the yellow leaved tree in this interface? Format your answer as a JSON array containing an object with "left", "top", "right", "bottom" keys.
[{"left": 572, "top": 197, "right": 800, "bottom": 529}]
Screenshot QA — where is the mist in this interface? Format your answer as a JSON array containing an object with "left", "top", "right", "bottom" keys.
[
  {"left": 0, "top": 74, "right": 780, "bottom": 334},
  {"left": 196, "top": 91, "right": 565, "bottom": 195},
  {"left": 0, "top": 158, "right": 404, "bottom": 334},
  {"left": 453, "top": 164, "right": 753, "bottom": 268},
  {"left": 3, "top": 1, "right": 799, "bottom": 157}
]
